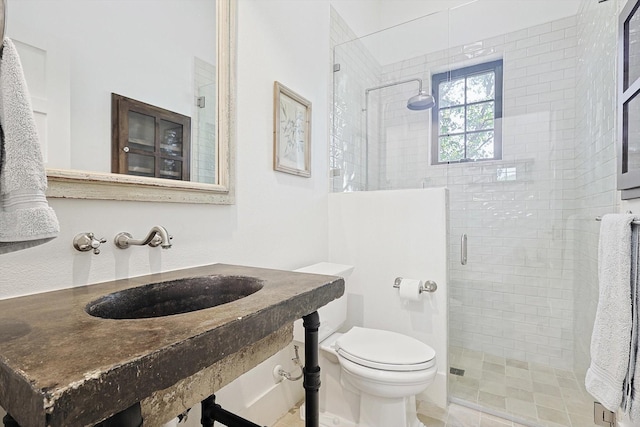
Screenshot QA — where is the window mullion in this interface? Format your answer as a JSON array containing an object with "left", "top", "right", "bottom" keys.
[
  {"left": 463, "top": 77, "right": 468, "bottom": 160},
  {"left": 466, "top": 99, "right": 496, "bottom": 108}
]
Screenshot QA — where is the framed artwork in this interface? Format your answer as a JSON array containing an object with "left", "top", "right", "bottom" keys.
[{"left": 273, "top": 81, "right": 312, "bottom": 177}]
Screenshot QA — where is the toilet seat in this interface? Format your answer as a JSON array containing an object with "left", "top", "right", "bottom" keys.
[{"left": 335, "top": 327, "right": 436, "bottom": 372}]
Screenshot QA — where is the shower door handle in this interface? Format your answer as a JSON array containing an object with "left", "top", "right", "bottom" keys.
[{"left": 461, "top": 234, "right": 467, "bottom": 265}]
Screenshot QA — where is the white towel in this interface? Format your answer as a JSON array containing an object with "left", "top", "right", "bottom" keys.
[
  {"left": 0, "top": 38, "right": 59, "bottom": 254},
  {"left": 586, "top": 213, "right": 637, "bottom": 412},
  {"left": 625, "top": 225, "right": 639, "bottom": 417},
  {"left": 625, "top": 219, "right": 640, "bottom": 421}
]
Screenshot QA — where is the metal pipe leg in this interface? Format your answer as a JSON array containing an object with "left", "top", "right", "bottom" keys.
[
  {"left": 302, "top": 311, "right": 320, "bottom": 427},
  {"left": 201, "top": 395, "right": 265, "bottom": 427},
  {"left": 201, "top": 395, "right": 215, "bottom": 427},
  {"left": 2, "top": 414, "right": 19, "bottom": 427}
]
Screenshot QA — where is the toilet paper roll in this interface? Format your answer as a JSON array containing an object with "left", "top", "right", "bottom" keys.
[{"left": 398, "top": 278, "right": 422, "bottom": 301}]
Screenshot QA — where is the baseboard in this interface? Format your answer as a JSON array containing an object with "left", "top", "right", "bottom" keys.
[
  {"left": 214, "top": 344, "right": 304, "bottom": 426},
  {"left": 241, "top": 379, "right": 303, "bottom": 425}
]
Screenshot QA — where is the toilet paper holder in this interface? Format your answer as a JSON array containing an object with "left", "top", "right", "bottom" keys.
[{"left": 393, "top": 277, "right": 438, "bottom": 293}]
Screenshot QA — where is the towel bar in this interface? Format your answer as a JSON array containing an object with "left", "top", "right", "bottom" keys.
[{"left": 595, "top": 215, "right": 640, "bottom": 225}]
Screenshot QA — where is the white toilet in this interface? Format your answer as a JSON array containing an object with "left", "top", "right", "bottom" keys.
[{"left": 293, "top": 263, "right": 437, "bottom": 427}]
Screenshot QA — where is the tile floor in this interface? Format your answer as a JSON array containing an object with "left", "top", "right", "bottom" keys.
[
  {"left": 271, "top": 347, "right": 600, "bottom": 427},
  {"left": 271, "top": 400, "right": 529, "bottom": 427},
  {"left": 448, "top": 347, "right": 599, "bottom": 427}
]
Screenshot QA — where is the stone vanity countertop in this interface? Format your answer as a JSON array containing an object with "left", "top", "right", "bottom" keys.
[{"left": 0, "top": 264, "right": 344, "bottom": 427}]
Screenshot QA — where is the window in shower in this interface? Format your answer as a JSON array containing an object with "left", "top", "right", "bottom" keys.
[
  {"left": 431, "top": 59, "right": 503, "bottom": 164},
  {"left": 618, "top": 0, "right": 640, "bottom": 198}
]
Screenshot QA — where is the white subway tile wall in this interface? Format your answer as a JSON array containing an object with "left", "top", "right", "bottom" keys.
[
  {"left": 572, "top": 0, "right": 619, "bottom": 383},
  {"left": 332, "top": 13, "right": 581, "bottom": 370},
  {"left": 192, "top": 57, "right": 217, "bottom": 184},
  {"left": 330, "top": 7, "right": 381, "bottom": 192}
]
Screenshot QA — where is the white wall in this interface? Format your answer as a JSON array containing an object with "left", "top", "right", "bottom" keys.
[
  {"left": 0, "top": 0, "right": 331, "bottom": 298},
  {"left": 0, "top": 0, "right": 332, "bottom": 424},
  {"left": 328, "top": 188, "right": 449, "bottom": 408}
]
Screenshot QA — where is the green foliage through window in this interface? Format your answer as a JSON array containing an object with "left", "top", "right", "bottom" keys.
[{"left": 431, "top": 60, "right": 503, "bottom": 164}]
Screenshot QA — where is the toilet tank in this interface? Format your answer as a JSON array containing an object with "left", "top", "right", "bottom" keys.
[{"left": 292, "top": 262, "right": 354, "bottom": 343}]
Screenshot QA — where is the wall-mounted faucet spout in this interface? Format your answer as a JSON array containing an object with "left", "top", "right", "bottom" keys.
[{"left": 114, "top": 226, "right": 172, "bottom": 249}]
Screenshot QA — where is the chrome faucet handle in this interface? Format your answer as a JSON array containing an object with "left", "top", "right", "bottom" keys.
[{"left": 73, "top": 232, "right": 107, "bottom": 255}]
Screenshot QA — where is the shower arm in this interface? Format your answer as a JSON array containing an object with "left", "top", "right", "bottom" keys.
[
  {"left": 364, "top": 78, "right": 424, "bottom": 112},
  {"left": 365, "top": 78, "right": 423, "bottom": 96}
]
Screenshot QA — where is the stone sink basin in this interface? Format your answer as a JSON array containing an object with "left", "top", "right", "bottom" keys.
[
  {"left": 0, "top": 264, "right": 345, "bottom": 427},
  {"left": 86, "top": 275, "right": 264, "bottom": 319}
]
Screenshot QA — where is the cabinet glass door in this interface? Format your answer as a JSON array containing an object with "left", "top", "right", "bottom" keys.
[
  {"left": 126, "top": 111, "right": 156, "bottom": 177},
  {"left": 159, "top": 120, "right": 185, "bottom": 180}
]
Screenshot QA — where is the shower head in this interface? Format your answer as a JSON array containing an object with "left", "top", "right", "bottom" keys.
[
  {"left": 407, "top": 91, "right": 435, "bottom": 110},
  {"left": 365, "top": 78, "right": 435, "bottom": 112}
]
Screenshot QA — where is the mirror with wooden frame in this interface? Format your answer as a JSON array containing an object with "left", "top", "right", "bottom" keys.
[{"left": 9, "top": 0, "right": 236, "bottom": 204}]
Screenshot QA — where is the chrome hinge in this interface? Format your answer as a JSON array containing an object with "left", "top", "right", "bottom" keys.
[
  {"left": 594, "top": 402, "right": 615, "bottom": 426},
  {"left": 197, "top": 96, "right": 206, "bottom": 108},
  {"left": 333, "top": 63, "right": 341, "bottom": 72}
]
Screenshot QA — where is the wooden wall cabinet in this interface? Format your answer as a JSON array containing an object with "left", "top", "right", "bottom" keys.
[{"left": 112, "top": 93, "right": 191, "bottom": 181}]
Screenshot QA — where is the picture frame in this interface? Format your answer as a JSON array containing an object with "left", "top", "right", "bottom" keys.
[{"left": 273, "top": 81, "right": 312, "bottom": 177}]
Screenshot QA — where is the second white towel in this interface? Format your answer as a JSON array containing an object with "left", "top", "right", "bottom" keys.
[{"left": 586, "top": 213, "right": 637, "bottom": 412}]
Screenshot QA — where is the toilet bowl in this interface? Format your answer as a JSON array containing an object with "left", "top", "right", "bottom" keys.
[{"left": 293, "top": 263, "right": 437, "bottom": 427}]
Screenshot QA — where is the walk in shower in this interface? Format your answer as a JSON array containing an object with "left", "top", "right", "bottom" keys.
[{"left": 330, "top": 0, "right": 619, "bottom": 425}]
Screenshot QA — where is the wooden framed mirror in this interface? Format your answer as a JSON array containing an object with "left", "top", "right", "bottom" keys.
[{"left": 36, "top": 0, "right": 236, "bottom": 204}]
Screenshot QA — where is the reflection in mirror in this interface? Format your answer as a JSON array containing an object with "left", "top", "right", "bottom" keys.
[
  {"left": 111, "top": 94, "right": 193, "bottom": 181},
  {"left": 8, "top": 0, "right": 234, "bottom": 203}
]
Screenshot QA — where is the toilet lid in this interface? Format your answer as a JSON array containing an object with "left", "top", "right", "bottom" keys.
[{"left": 335, "top": 327, "right": 436, "bottom": 372}]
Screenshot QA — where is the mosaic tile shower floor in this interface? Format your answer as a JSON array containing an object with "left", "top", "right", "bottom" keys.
[{"left": 447, "top": 347, "right": 600, "bottom": 427}]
